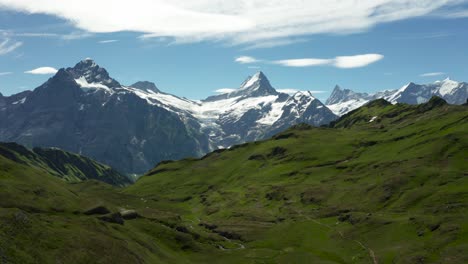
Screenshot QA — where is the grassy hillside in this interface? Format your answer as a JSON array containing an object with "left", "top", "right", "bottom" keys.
[
  {"left": 0, "top": 147, "right": 228, "bottom": 263},
  {"left": 0, "top": 98, "right": 466, "bottom": 263},
  {"left": 126, "top": 97, "right": 468, "bottom": 263},
  {"left": 0, "top": 142, "right": 131, "bottom": 186}
]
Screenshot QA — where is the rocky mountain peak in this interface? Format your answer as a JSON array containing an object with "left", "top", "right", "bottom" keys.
[
  {"left": 131, "top": 81, "right": 161, "bottom": 93},
  {"left": 66, "top": 59, "right": 121, "bottom": 89},
  {"left": 236, "top": 71, "right": 277, "bottom": 97},
  {"left": 326, "top": 85, "right": 369, "bottom": 105}
]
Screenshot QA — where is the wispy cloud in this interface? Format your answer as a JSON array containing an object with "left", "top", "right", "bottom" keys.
[
  {"left": 235, "top": 56, "right": 259, "bottom": 64},
  {"left": 242, "top": 38, "right": 308, "bottom": 50},
  {"left": 420, "top": 72, "right": 445, "bottom": 77},
  {"left": 0, "top": 39, "right": 23, "bottom": 55},
  {"left": 25, "top": 67, "right": 58, "bottom": 75},
  {"left": 0, "top": 0, "right": 465, "bottom": 46},
  {"left": 0, "top": 72, "right": 12, "bottom": 76},
  {"left": 274, "top": 58, "right": 332, "bottom": 67},
  {"left": 98, "top": 39, "right": 118, "bottom": 44},
  {"left": 60, "top": 31, "right": 93, "bottom": 40},
  {"left": 393, "top": 32, "right": 452, "bottom": 40},
  {"left": 1, "top": 29, "right": 92, "bottom": 40},
  {"left": 334, "top": 54, "right": 384, "bottom": 69},
  {"left": 437, "top": 9, "right": 468, "bottom": 18},
  {"left": 214, "top": 88, "right": 236, "bottom": 94},
  {"left": 240, "top": 54, "right": 384, "bottom": 69}
]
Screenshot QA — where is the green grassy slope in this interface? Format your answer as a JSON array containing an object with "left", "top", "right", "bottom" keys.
[
  {"left": 0, "top": 142, "right": 131, "bottom": 186},
  {"left": 125, "top": 97, "right": 468, "bottom": 263},
  {"left": 0, "top": 98, "right": 466, "bottom": 263},
  {"left": 0, "top": 150, "right": 233, "bottom": 264}
]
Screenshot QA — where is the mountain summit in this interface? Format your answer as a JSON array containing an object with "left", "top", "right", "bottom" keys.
[
  {"left": 236, "top": 71, "right": 278, "bottom": 97},
  {"left": 204, "top": 71, "right": 278, "bottom": 102},
  {"left": 66, "top": 58, "right": 121, "bottom": 89},
  {"left": 0, "top": 61, "right": 336, "bottom": 174},
  {"left": 326, "top": 79, "right": 468, "bottom": 116}
]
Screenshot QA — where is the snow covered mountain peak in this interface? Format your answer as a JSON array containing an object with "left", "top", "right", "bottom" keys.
[
  {"left": 326, "top": 84, "right": 370, "bottom": 105},
  {"left": 240, "top": 71, "right": 267, "bottom": 89},
  {"left": 235, "top": 71, "right": 278, "bottom": 97},
  {"left": 204, "top": 71, "right": 278, "bottom": 102},
  {"left": 67, "top": 59, "right": 121, "bottom": 90},
  {"left": 326, "top": 78, "right": 467, "bottom": 116}
]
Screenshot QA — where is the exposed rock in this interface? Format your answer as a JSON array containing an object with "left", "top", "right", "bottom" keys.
[
  {"left": 119, "top": 209, "right": 139, "bottom": 220},
  {"left": 98, "top": 213, "right": 124, "bottom": 225},
  {"left": 84, "top": 206, "right": 111, "bottom": 215}
]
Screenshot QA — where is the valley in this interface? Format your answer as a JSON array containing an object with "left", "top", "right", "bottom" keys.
[{"left": 1, "top": 98, "right": 466, "bottom": 263}]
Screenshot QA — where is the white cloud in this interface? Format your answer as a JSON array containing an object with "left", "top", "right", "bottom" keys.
[
  {"left": 271, "top": 54, "right": 384, "bottom": 68},
  {"left": 0, "top": 0, "right": 463, "bottom": 45},
  {"left": 24, "top": 67, "right": 58, "bottom": 75},
  {"left": 15, "top": 32, "right": 59, "bottom": 37},
  {"left": 0, "top": 72, "right": 12, "bottom": 76},
  {"left": 0, "top": 39, "right": 22, "bottom": 55},
  {"left": 334, "top": 54, "right": 384, "bottom": 68},
  {"left": 60, "top": 31, "right": 93, "bottom": 40},
  {"left": 235, "top": 56, "right": 259, "bottom": 64},
  {"left": 420, "top": 72, "right": 445, "bottom": 77},
  {"left": 214, "top": 88, "right": 236, "bottom": 94},
  {"left": 242, "top": 38, "right": 307, "bottom": 50},
  {"left": 1, "top": 29, "right": 92, "bottom": 40},
  {"left": 98, "top": 39, "right": 118, "bottom": 44},
  {"left": 274, "top": 58, "right": 332, "bottom": 67}
]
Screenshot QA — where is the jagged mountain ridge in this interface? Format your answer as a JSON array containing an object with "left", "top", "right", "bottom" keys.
[
  {"left": 326, "top": 78, "right": 468, "bottom": 116},
  {"left": 0, "top": 59, "right": 337, "bottom": 174}
]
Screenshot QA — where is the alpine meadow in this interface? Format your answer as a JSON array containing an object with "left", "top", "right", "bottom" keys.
[{"left": 0, "top": 1, "right": 467, "bottom": 263}]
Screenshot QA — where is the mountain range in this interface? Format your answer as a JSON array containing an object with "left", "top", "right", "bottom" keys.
[
  {"left": 326, "top": 78, "right": 468, "bottom": 116},
  {"left": 0, "top": 59, "right": 336, "bottom": 174},
  {"left": 0, "top": 59, "right": 467, "bottom": 174}
]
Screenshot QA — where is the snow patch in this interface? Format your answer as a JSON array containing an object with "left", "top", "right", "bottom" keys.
[
  {"left": 326, "top": 99, "right": 368, "bottom": 116},
  {"left": 241, "top": 73, "right": 261, "bottom": 89},
  {"left": 75, "top": 76, "right": 112, "bottom": 92},
  {"left": 438, "top": 78, "right": 460, "bottom": 96},
  {"left": 12, "top": 97, "right": 26, "bottom": 105}
]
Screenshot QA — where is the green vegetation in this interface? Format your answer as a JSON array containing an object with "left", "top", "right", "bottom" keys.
[
  {"left": 1, "top": 98, "right": 467, "bottom": 263},
  {"left": 0, "top": 143, "right": 131, "bottom": 186}
]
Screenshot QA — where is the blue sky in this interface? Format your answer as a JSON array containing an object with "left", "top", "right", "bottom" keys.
[{"left": 0, "top": 1, "right": 467, "bottom": 101}]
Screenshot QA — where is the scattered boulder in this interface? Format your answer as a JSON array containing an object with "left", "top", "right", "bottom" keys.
[
  {"left": 83, "top": 206, "right": 110, "bottom": 215},
  {"left": 98, "top": 213, "right": 124, "bottom": 225},
  {"left": 267, "top": 147, "right": 287, "bottom": 158},
  {"left": 273, "top": 133, "right": 296, "bottom": 140},
  {"left": 176, "top": 226, "right": 190, "bottom": 233},
  {"left": 216, "top": 230, "right": 242, "bottom": 240},
  {"left": 120, "top": 209, "right": 139, "bottom": 220},
  {"left": 199, "top": 222, "right": 218, "bottom": 230},
  {"left": 14, "top": 211, "right": 29, "bottom": 225}
]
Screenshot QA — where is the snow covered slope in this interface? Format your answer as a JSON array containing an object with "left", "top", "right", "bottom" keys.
[
  {"left": 1, "top": 59, "right": 337, "bottom": 174},
  {"left": 112, "top": 71, "right": 337, "bottom": 148},
  {"left": 326, "top": 78, "right": 467, "bottom": 116}
]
